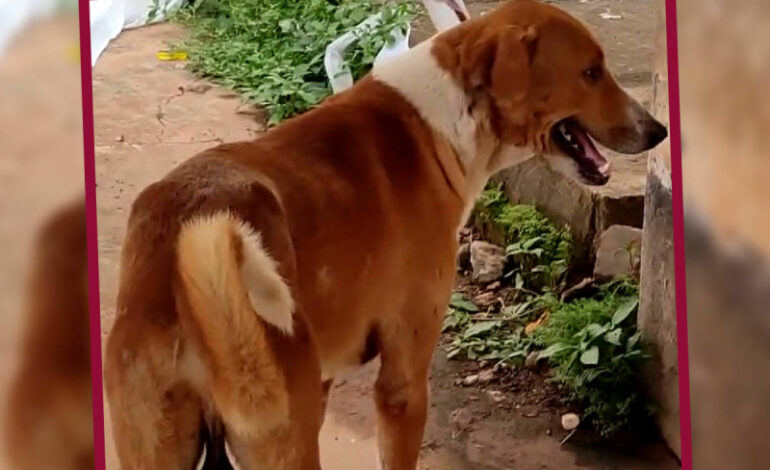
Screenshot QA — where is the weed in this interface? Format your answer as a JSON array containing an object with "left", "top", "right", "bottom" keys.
[
  {"left": 534, "top": 279, "right": 651, "bottom": 436},
  {"left": 473, "top": 183, "right": 573, "bottom": 290},
  {"left": 173, "top": 0, "right": 416, "bottom": 124},
  {"left": 442, "top": 293, "right": 534, "bottom": 363}
]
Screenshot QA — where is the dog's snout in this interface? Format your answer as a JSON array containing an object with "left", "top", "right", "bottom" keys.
[{"left": 644, "top": 119, "right": 668, "bottom": 149}]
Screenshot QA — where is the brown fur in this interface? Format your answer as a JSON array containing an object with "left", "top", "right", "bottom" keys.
[{"left": 104, "top": 1, "right": 667, "bottom": 469}]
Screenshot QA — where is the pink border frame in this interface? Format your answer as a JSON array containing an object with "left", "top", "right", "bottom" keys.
[
  {"left": 77, "top": 0, "right": 693, "bottom": 468},
  {"left": 77, "top": 1, "right": 105, "bottom": 468},
  {"left": 663, "top": 0, "right": 693, "bottom": 468}
]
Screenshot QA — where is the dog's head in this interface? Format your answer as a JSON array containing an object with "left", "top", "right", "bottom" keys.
[{"left": 435, "top": 0, "right": 667, "bottom": 185}]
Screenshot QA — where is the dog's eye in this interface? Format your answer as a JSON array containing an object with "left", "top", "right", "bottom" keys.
[{"left": 582, "top": 66, "right": 604, "bottom": 84}]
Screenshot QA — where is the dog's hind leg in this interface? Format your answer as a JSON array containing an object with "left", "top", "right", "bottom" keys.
[{"left": 105, "top": 325, "right": 204, "bottom": 470}]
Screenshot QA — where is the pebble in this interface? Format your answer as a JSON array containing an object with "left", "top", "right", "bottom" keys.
[
  {"left": 487, "top": 390, "right": 507, "bottom": 403},
  {"left": 478, "top": 369, "right": 495, "bottom": 384},
  {"left": 561, "top": 413, "right": 581, "bottom": 431},
  {"left": 463, "top": 374, "right": 479, "bottom": 386}
]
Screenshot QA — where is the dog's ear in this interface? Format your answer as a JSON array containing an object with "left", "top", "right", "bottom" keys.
[{"left": 464, "top": 25, "right": 537, "bottom": 102}]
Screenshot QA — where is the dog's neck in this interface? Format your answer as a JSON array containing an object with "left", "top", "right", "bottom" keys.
[{"left": 372, "top": 37, "right": 534, "bottom": 222}]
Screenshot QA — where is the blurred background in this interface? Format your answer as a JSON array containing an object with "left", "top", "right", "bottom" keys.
[
  {"left": 677, "top": 0, "right": 770, "bottom": 468},
  {"left": 0, "top": 0, "right": 92, "bottom": 469}
]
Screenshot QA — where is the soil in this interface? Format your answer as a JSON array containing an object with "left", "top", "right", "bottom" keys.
[{"left": 94, "top": 1, "right": 679, "bottom": 468}]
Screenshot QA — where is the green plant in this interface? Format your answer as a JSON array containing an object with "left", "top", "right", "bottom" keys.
[
  {"left": 443, "top": 293, "right": 534, "bottom": 363},
  {"left": 534, "top": 280, "right": 651, "bottom": 436},
  {"left": 473, "top": 183, "right": 573, "bottom": 291},
  {"left": 172, "top": 0, "right": 416, "bottom": 124}
]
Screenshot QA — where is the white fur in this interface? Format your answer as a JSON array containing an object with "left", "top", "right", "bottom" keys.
[
  {"left": 373, "top": 38, "right": 480, "bottom": 168},
  {"left": 373, "top": 37, "right": 536, "bottom": 222},
  {"left": 180, "top": 212, "right": 295, "bottom": 335},
  {"left": 234, "top": 220, "right": 295, "bottom": 335}
]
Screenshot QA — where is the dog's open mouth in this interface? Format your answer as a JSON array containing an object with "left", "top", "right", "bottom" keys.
[{"left": 551, "top": 118, "right": 611, "bottom": 185}]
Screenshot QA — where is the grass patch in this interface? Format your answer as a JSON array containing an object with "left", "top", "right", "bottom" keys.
[
  {"left": 446, "top": 186, "right": 652, "bottom": 437},
  {"left": 173, "top": 0, "right": 416, "bottom": 124},
  {"left": 534, "top": 279, "right": 652, "bottom": 437}
]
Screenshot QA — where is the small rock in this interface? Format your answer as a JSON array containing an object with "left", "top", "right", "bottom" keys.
[
  {"left": 473, "top": 291, "right": 497, "bottom": 308},
  {"left": 561, "top": 413, "right": 580, "bottom": 431},
  {"left": 487, "top": 390, "right": 506, "bottom": 403},
  {"left": 450, "top": 407, "right": 474, "bottom": 431},
  {"left": 456, "top": 243, "right": 471, "bottom": 271},
  {"left": 478, "top": 369, "right": 495, "bottom": 384},
  {"left": 486, "top": 281, "right": 501, "bottom": 291},
  {"left": 594, "top": 225, "right": 642, "bottom": 281},
  {"left": 524, "top": 351, "right": 540, "bottom": 369},
  {"left": 462, "top": 374, "right": 479, "bottom": 386},
  {"left": 546, "top": 429, "right": 553, "bottom": 436},
  {"left": 185, "top": 82, "right": 212, "bottom": 94},
  {"left": 470, "top": 241, "right": 506, "bottom": 283},
  {"left": 115, "top": 134, "right": 124, "bottom": 142}
]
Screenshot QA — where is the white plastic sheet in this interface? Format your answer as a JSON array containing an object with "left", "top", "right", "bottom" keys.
[
  {"left": 324, "top": 0, "right": 470, "bottom": 94},
  {"left": 89, "top": 0, "right": 185, "bottom": 66},
  {"left": 90, "top": 0, "right": 124, "bottom": 66}
]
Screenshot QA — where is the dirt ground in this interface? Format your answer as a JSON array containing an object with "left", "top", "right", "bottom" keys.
[{"left": 94, "top": 1, "right": 678, "bottom": 468}]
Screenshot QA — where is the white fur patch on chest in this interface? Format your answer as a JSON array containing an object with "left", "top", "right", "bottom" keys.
[{"left": 372, "top": 39, "right": 478, "bottom": 168}]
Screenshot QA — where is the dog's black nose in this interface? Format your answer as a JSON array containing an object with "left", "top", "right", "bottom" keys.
[{"left": 646, "top": 119, "right": 668, "bottom": 149}]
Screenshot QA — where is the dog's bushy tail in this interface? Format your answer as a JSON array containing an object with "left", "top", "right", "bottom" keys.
[{"left": 177, "top": 211, "right": 294, "bottom": 439}]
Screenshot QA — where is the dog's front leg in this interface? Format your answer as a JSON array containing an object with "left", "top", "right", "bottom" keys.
[
  {"left": 374, "top": 372, "right": 429, "bottom": 470},
  {"left": 373, "top": 301, "right": 444, "bottom": 470}
]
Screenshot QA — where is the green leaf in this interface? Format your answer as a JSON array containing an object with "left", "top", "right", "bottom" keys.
[
  {"left": 522, "top": 236, "right": 543, "bottom": 249},
  {"left": 585, "top": 323, "right": 608, "bottom": 339},
  {"left": 626, "top": 331, "right": 642, "bottom": 351},
  {"left": 464, "top": 321, "right": 501, "bottom": 337},
  {"left": 580, "top": 346, "right": 600, "bottom": 365},
  {"left": 612, "top": 297, "right": 639, "bottom": 326},
  {"left": 531, "top": 264, "right": 548, "bottom": 273},
  {"left": 538, "top": 343, "right": 571, "bottom": 359},
  {"left": 447, "top": 347, "right": 462, "bottom": 359},
  {"left": 604, "top": 328, "right": 623, "bottom": 346},
  {"left": 449, "top": 293, "right": 479, "bottom": 312}
]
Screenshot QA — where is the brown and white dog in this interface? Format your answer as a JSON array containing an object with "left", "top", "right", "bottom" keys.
[{"left": 104, "top": 1, "right": 667, "bottom": 469}]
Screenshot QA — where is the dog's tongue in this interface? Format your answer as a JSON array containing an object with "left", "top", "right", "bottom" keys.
[{"left": 571, "top": 123, "right": 611, "bottom": 178}]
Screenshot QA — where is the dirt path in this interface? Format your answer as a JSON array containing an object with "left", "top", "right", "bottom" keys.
[{"left": 95, "top": 3, "right": 678, "bottom": 468}]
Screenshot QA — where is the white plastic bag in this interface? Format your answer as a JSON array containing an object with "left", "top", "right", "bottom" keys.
[{"left": 324, "top": 0, "right": 470, "bottom": 94}]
